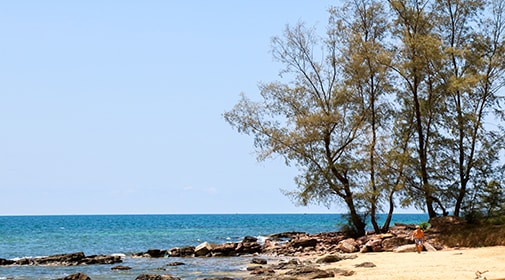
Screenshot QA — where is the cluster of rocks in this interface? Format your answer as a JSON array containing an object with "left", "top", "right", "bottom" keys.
[
  {"left": 56, "top": 272, "right": 182, "bottom": 280},
  {"left": 56, "top": 254, "right": 361, "bottom": 280},
  {"left": 2, "top": 221, "right": 449, "bottom": 280},
  {"left": 0, "top": 252, "right": 122, "bottom": 266},
  {"left": 133, "top": 235, "right": 263, "bottom": 258},
  {"left": 130, "top": 223, "right": 438, "bottom": 261}
]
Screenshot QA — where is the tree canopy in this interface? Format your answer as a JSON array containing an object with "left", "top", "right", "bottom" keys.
[{"left": 224, "top": 0, "right": 505, "bottom": 235}]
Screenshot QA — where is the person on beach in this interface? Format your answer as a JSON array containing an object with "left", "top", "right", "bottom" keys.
[{"left": 412, "top": 225, "right": 425, "bottom": 254}]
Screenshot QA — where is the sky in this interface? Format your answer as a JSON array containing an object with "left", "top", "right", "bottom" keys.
[{"left": 0, "top": 0, "right": 416, "bottom": 216}]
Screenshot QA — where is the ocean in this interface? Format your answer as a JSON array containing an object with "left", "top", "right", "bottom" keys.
[{"left": 0, "top": 213, "right": 428, "bottom": 279}]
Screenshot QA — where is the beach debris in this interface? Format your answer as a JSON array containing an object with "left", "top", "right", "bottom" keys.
[
  {"left": 475, "top": 270, "right": 488, "bottom": 280},
  {"left": 423, "top": 242, "right": 437, "bottom": 252},
  {"left": 393, "top": 244, "right": 418, "bottom": 253}
]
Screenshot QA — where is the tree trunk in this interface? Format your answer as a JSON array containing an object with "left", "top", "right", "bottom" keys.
[
  {"left": 381, "top": 188, "right": 396, "bottom": 233},
  {"left": 345, "top": 194, "right": 366, "bottom": 237}
]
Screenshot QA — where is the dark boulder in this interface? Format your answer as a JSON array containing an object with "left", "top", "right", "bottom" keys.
[
  {"left": 135, "top": 274, "right": 180, "bottom": 280},
  {"left": 10, "top": 252, "right": 122, "bottom": 266},
  {"left": 290, "top": 238, "right": 317, "bottom": 248},
  {"left": 285, "top": 265, "right": 334, "bottom": 279},
  {"left": 55, "top": 273, "right": 91, "bottom": 280},
  {"left": 147, "top": 249, "right": 164, "bottom": 258},
  {"left": 111, "top": 265, "right": 132, "bottom": 270},
  {"left": 243, "top": 236, "right": 258, "bottom": 243},
  {"left": 251, "top": 257, "right": 267, "bottom": 264},
  {"left": 0, "top": 258, "right": 15, "bottom": 265}
]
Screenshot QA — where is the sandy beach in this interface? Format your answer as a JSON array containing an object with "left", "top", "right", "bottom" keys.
[{"left": 318, "top": 246, "right": 505, "bottom": 280}]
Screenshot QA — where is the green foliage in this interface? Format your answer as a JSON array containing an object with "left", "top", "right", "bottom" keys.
[
  {"left": 419, "top": 221, "right": 431, "bottom": 231},
  {"left": 463, "top": 177, "right": 505, "bottom": 224},
  {"left": 339, "top": 213, "right": 369, "bottom": 238}
]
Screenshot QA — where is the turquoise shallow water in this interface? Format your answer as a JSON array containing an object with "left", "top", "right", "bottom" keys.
[{"left": 0, "top": 213, "right": 427, "bottom": 279}]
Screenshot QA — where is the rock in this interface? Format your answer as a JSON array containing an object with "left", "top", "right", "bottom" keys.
[
  {"left": 195, "top": 242, "right": 212, "bottom": 257},
  {"left": 236, "top": 241, "right": 262, "bottom": 255},
  {"left": 136, "top": 274, "right": 160, "bottom": 280},
  {"left": 10, "top": 252, "right": 122, "bottom": 266},
  {"left": 271, "top": 258, "right": 301, "bottom": 270},
  {"left": 364, "top": 239, "right": 383, "bottom": 252},
  {"left": 243, "top": 236, "right": 258, "bottom": 243},
  {"left": 337, "top": 238, "right": 359, "bottom": 253},
  {"left": 36, "top": 252, "right": 86, "bottom": 265},
  {"left": 249, "top": 266, "right": 275, "bottom": 275},
  {"left": 166, "top": 262, "right": 185, "bottom": 266},
  {"left": 394, "top": 223, "right": 418, "bottom": 230},
  {"left": 355, "top": 261, "right": 376, "bottom": 268},
  {"left": 0, "top": 258, "right": 15, "bottom": 265},
  {"left": 381, "top": 237, "right": 411, "bottom": 251},
  {"left": 267, "top": 232, "right": 306, "bottom": 241},
  {"left": 285, "top": 265, "right": 334, "bottom": 279},
  {"left": 393, "top": 244, "right": 417, "bottom": 253},
  {"left": 251, "top": 257, "right": 267, "bottom": 264},
  {"left": 111, "top": 265, "right": 132, "bottom": 270},
  {"left": 168, "top": 246, "right": 195, "bottom": 257},
  {"left": 55, "top": 273, "right": 91, "bottom": 280},
  {"left": 290, "top": 237, "right": 317, "bottom": 248},
  {"left": 147, "top": 249, "right": 164, "bottom": 258},
  {"left": 316, "top": 254, "right": 343, "bottom": 263},
  {"left": 135, "top": 274, "right": 180, "bottom": 280},
  {"left": 380, "top": 233, "right": 394, "bottom": 239},
  {"left": 211, "top": 243, "right": 237, "bottom": 257},
  {"left": 81, "top": 254, "right": 122, "bottom": 265}
]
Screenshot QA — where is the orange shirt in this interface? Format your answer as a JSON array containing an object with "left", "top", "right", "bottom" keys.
[{"left": 413, "top": 229, "right": 425, "bottom": 239}]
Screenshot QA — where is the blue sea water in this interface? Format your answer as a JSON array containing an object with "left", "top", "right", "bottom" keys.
[{"left": 0, "top": 213, "right": 428, "bottom": 279}]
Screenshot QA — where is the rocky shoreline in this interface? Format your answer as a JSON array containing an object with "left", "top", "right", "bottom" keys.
[{"left": 0, "top": 217, "right": 482, "bottom": 280}]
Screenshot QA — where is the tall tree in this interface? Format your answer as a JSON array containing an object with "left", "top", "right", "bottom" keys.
[
  {"left": 224, "top": 21, "right": 370, "bottom": 235},
  {"left": 225, "top": 0, "right": 505, "bottom": 228},
  {"left": 388, "top": 0, "right": 446, "bottom": 218},
  {"left": 426, "top": 0, "right": 505, "bottom": 217},
  {"left": 331, "top": 0, "right": 396, "bottom": 232}
]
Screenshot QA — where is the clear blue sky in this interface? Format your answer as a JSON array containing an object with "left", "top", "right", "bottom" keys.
[{"left": 0, "top": 1, "right": 411, "bottom": 215}]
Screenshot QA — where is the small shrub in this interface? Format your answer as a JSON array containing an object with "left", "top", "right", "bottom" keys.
[{"left": 419, "top": 221, "right": 431, "bottom": 231}]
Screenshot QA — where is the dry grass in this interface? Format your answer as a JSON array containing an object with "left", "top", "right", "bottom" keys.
[{"left": 431, "top": 223, "right": 505, "bottom": 247}]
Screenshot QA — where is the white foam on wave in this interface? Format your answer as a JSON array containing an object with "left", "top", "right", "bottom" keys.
[
  {"left": 12, "top": 255, "right": 47, "bottom": 261},
  {"left": 256, "top": 235, "right": 268, "bottom": 245},
  {"left": 110, "top": 253, "right": 126, "bottom": 258}
]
